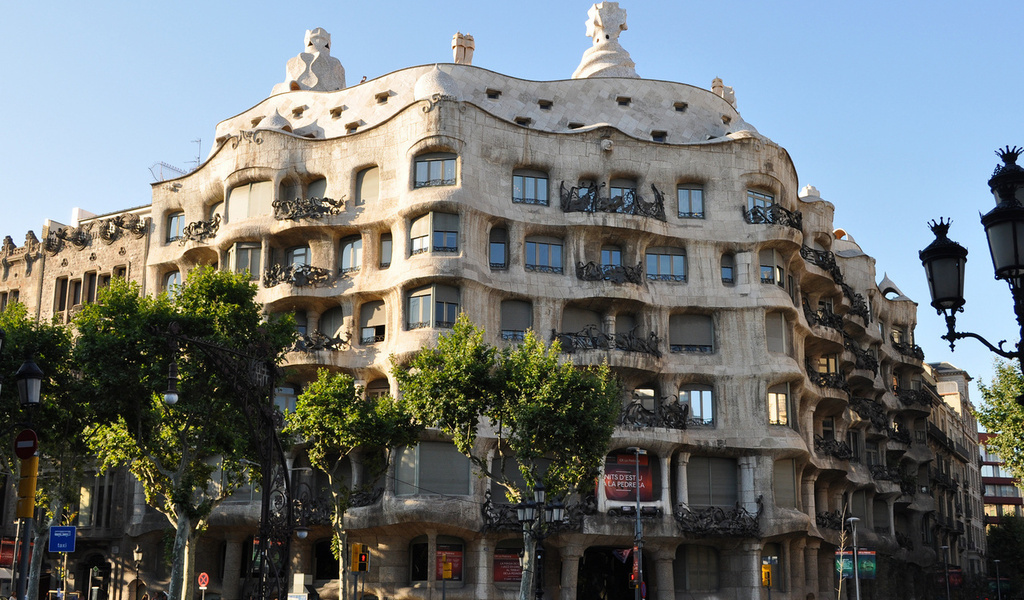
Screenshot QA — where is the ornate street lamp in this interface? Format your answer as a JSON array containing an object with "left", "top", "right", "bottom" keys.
[
  {"left": 920, "top": 147, "right": 1024, "bottom": 386},
  {"left": 516, "top": 483, "right": 566, "bottom": 600},
  {"left": 15, "top": 360, "right": 43, "bottom": 408}
]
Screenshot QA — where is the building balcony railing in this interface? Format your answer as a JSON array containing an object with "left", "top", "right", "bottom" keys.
[
  {"left": 619, "top": 398, "right": 690, "bottom": 430},
  {"left": 890, "top": 332, "right": 925, "bottom": 360},
  {"left": 896, "top": 532, "right": 914, "bottom": 550},
  {"left": 844, "top": 337, "right": 879, "bottom": 374},
  {"left": 816, "top": 509, "right": 844, "bottom": 531},
  {"left": 552, "top": 325, "right": 661, "bottom": 357},
  {"left": 576, "top": 261, "right": 645, "bottom": 285},
  {"left": 814, "top": 434, "right": 854, "bottom": 460},
  {"left": 896, "top": 386, "right": 934, "bottom": 408},
  {"left": 559, "top": 181, "right": 667, "bottom": 221},
  {"left": 849, "top": 396, "right": 888, "bottom": 430},
  {"left": 888, "top": 426, "right": 912, "bottom": 445},
  {"left": 803, "top": 300, "right": 845, "bottom": 332},
  {"left": 805, "top": 360, "right": 850, "bottom": 392},
  {"left": 674, "top": 497, "right": 763, "bottom": 538},
  {"left": 180, "top": 214, "right": 221, "bottom": 244},
  {"left": 870, "top": 464, "right": 903, "bottom": 482},
  {"left": 272, "top": 195, "right": 345, "bottom": 221},
  {"left": 292, "top": 330, "right": 350, "bottom": 352},
  {"left": 481, "top": 490, "right": 594, "bottom": 532},
  {"left": 743, "top": 204, "right": 802, "bottom": 231},
  {"left": 800, "top": 246, "right": 844, "bottom": 282},
  {"left": 263, "top": 264, "right": 332, "bottom": 288}
]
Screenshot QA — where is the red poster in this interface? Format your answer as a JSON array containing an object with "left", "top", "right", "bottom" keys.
[
  {"left": 603, "top": 454, "right": 653, "bottom": 502},
  {"left": 493, "top": 551, "right": 522, "bottom": 583},
  {"left": 0, "top": 539, "right": 14, "bottom": 566},
  {"left": 436, "top": 544, "right": 463, "bottom": 581}
]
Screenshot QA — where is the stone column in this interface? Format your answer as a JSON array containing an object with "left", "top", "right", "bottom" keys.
[
  {"left": 469, "top": 537, "right": 490, "bottom": 599},
  {"left": 659, "top": 453, "right": 671, "bottom": 509},
  {"left": 291, "top": 536, "right": 314, "bottom": 595},
  {"left": 802, "top": 474, "right": 817, "bottom": 518},
  {"left": 816, "top": 484, "right": 830, "bottom": 514},
  {"left": 559, "top": 544, "right": 582, "bottom": 600},
  {"left": 732, "top": 541, "right": 762, "bottom": 597},
  {"left": 260, "top": 234, "right": 272, "bottom": 278},
  {"left": 652, "top": 549, "right": 675, "bottom": 600},
  {"left": 738, "top": 456, "right": 758, "bottom": 512},
  {"left": 804, "top": 539, "right": 821, "bottom": 599},
  {"left": 674, "top": 452, "right": 690, "bottom": 509},
  {"left": 221, "top": 535, "right": 246, "bottom": 600},
  {"left": 789, "top": 538, "right": 805, "bottom": 597}
]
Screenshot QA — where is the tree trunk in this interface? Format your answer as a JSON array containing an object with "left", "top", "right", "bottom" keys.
[
  {"left": 182, "top": 530, "right": 199, "bottom": 600},
  {"left": 167, "top": 511, "right": 192, "bottom": 600},
  {"left": 28, "top": 503, "right": 61, "bottom": 600}
]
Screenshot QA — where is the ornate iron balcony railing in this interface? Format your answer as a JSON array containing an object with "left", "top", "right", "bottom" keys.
[
  {"left": 849, "top": 396, "right": 888, "bottom": 430},
  {"left": 273, "top": 196, "right": 345, "bottom": 221},
  {"left": 180, "top": 214, "right": 221, "bottom": 244},
  {"left": 816, "top": 509, "right": 844, "bottom": 531},
  {"left": 891, "top": 333, "right": 925, "bottom": 360},
  {"left": 800, "top": 246, "right": 844, "bottom": 282},
  {"left": 552, "top": 325, "right": 661, "bottom": 357},
  {"left": 744, "top": 204, "right": 802, "bottom": 231},
  {"left": 480, "top": 490, "right": 594, "bottom": 533},
  {"left": 895, "top": 386, "right": 934, "bottom": 408},
  {"left": 804, "top": 300, "right": 844, "bottom": 331},
  {"left": 619, "top": 398, "right": 689, "bottom": 430},
  {"left": 292, "top": 330, "right": 350, "bottom": 353},
  {"left": 560, "top": 182, "right": 667, "bottom": 221},
  {"left": 263, "top": 264, "right": 332, "bottom": 288},
  {"left": 805, "top": 360, "right": 849, "bottom": 392},
  {"left": 814, "top": 434, "right": 853, "bottom": 460},
  {"left": 674, "top": 497, "right": 763, "bottom": 538},
  {"left": 870, "top": 465, "right": 902, "bottom": 482},
  {"left": 524, "top": 264, "right": 564, "bottom": 274},
  {"left": 576, "top": 261, "right": 645, "bottom": 284},
  {"left": 844, "top": 336, "right": 879, "bottom": 374}
]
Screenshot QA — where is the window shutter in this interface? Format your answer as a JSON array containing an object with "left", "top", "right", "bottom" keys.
[
  {"left": 687, "top": 457, "right": 711, "bottom": 507},
  {"left": 396, "top": 446, "right": 418, "bottom": 496},
  {"left": 433, "top": 212, "right": 460, "bottom": 232},
  {"left": 766, "top": 312, "right": 785, "bottom": 353},
  {"left": 410, "top": 215, "right": 430, "bottom": 237},
  {"left": 307, "top": 178, "right": 327, "bottom": 199},
  {"left": 360, "top": 301, "right": 386, "bottom": 328},
  {"left": 562, "top": 307, "right": 601, "bottom": 332},
  {"left": 501, "top": 300, "right": 533, "bottom": 331},
  {"left": 357, "top": 168, "right": 378, "bottom": 204},
  {"left": 680, "top": 314, "right": 713, "bottom": 347},
  {"left": 249, "top": 181, "right": 274, "bottom": 216},
  {"left": 226, "top": 184, "right": 250, "bottom": 222},
  {"left": 434, "top": 284, "right": 459, "bottom": 304},
  {"left": 319, "top": 307, "right": 347, "bottom": 338},
  {"left": 419, "top": 442, "right": 470, "bottom": 495},
  {"left": 773, "top": 459, "right": 797, "bottom": 508},
  {"left": 709, "top": 458, "right": 737, "bottom": 506}
]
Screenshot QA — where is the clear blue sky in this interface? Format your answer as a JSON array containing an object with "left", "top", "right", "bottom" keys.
[{"left": 2, "top": 0, "right": 1023, "bottom": 402}]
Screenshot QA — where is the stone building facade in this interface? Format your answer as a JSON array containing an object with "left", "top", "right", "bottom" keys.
[{"left": 0, "top": 4, "right": 967, "bottom": 599}]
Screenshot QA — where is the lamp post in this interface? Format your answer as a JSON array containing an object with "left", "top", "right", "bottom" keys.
[
  {"left": 515, "top": 483, "right": 566, "bottom": 600},
  {"left": 994, "top": 558, "right": 1002, "bottom": 600},
  {"left": 940, "top": 545, "right": 951, "bottom": 600},
  {"left": 846, "top": 517, "right": 861, "bottom": 600},
  {"left": 133, "top": 545, "right": 143, "bottom": 600},
  {"left": 919, "top": 147, "right": 1024, "bottom": 383},
  {"left": 627, "top": 447, "right": 646, "bottom": 600}
]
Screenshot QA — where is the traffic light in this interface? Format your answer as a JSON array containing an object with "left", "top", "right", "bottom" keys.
[
  {"left": 628, "top": 571, "right": 639, "bottom": 589},
  {"left": 350, "top": 543, "right": 370, "bottom": 572},
  {"left": 17, "top": 456, "right": 38, "bottom": 519}
]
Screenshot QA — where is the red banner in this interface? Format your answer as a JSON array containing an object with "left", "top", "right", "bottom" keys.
[
  {"left": 0, "top": 539, "right": 14, "bottom": 566},
  {"left": 603, "top": 454, "right": 653, "bottom": 502},
  {"left": 492, "top": 551, "right": 522, "bottom": 583},
  {"left": 436, "top": 544, "right": 463, "bottom": 581}
]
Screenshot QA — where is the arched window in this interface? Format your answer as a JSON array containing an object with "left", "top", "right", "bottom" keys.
[
  {"left": 285, "top": 246, "right": 310, "bottom": 267},
  {"left": 167, "top": 212, "right": 185, "bottom": 242},
  {"left": 226, "top": 181, "right": 273, "bottom": 222},
  {"left": 366, "top": 378, "right": 390, "bottom": 398},
  {"left": 355, "top": 167, "right": 379, "bottom": 205},
  {"left": 163, "top": 271, "right": 181, "bottom": 297}
]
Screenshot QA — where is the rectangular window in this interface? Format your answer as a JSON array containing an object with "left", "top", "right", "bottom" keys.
[
  {"left": 360, "top": 300, "right": 386, "bottom": 344},
  {"left": 766, "top": 312, "right": 790, "bottom": 354},
  {"left": 407, "top": 285, "right": 459, "bottom": 330},
  {"left": 687, "top": 457, "right": 737, "bottom": 508},
  {"left": 646, "top": 248, "right": 686, "bottom": 282},
  {"left": 380, "top": 233, "right": 392, "bottom": 268},
  {"left": 340, "top": 237, "right": 362, "bottom": 273},
  {"left": 167, "top": 212, "right": 185, "bottom": 242},
  {"left": 410, "top": 215, "right": 430, "bottom": 255},
  {"left": 55, "top": 277, "right": 69, "bottom": 311},
  {"left": 721, "top": 254, "right": 735, "bottom": 284},
  {"left": 677, "top": 187, "right": 704, "bottom": 219},
  {"left": 414, "top": 154, "right": 457, "bottom": 188},
  {"left": 525, "top": 238, "right": 563, "bottom": 274},
  {"left": 490, "top": 227, "right": 508, "bottom": 270},
  {"left": 356, "top": 167, "right": 379, "bottom": 206},
  {"left": 747, "top": 190, "right": 774, "bottom": 211},
  {"left": 395, "top": 442, "right": 472, "bottom": 495},
  {"left": 226, "top": 181, "right": 274, "bottom": 222},
  {"left": 759, "top": 249, "right": 785, "bottom": 287},
  {"left": 233, "top": 242, "right": 261, "bottom": 279},
  {"left": 84, "top": 272, "right": 98, "bottom": 304},
  {"left": 407, "top": 289, "right": 432, "bottom": 330},
  {"left": 601, "top": 246, "right": 622, "bottom": 266},
  {"left": 669, "top": 314, "right": 714, "bottom": 353},
  {"left": 768, "top": 383, "right": 789, "bottom": 425},
  {"left": 512, "top": 173, "right": 549, "bottom": 205},
  {"left": 679, "top": 387, "right": 713, "bottom": 426},
  {"left": 432, "top": 213, "right": 459, "bottom": 252},
  {"left": 434, "top": 285, "right": 460, "bottom": 329},
  {"left": 501, "top": 300, "right": 533, "bottom": 341},
  {"left": 774, "top": 459, "right": 798, "bottom": 508},
  {"left": 70, "top": 279, "right": 83, "bottom": 307}
]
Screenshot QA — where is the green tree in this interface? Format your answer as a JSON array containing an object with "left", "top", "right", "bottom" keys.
[
  {"left": 392, "top": 315, "right": 620, "bottom": 600},
  {"left": 988, "top": 516, "right": 1024, "bottom": 590},
  {"left": 74, "top": 267, "right": 294, "bottom": 600},
  {"left": 977, "top": 360, "right": 1024, "bottom": 480},
  {"left": 0, "top": 303, "right": 91, "bottom": 600},
  {"left": 284, "top": 369, "right": 422, "bottom": 594}
]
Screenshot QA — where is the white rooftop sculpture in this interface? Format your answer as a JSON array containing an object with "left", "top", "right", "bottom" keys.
[
  {"left": 572, "top": 2, "right": 638, "bottom": 79},
  {"left": 271, "top": 28, "right": 346, "bottom": 95}
]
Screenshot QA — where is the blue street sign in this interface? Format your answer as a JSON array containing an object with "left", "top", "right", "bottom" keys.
[{"left": 49, "top": 526, "right": 76, "bottom": 553}]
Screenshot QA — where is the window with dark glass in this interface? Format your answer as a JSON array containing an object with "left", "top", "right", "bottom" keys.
[
  {"left": 380, "top": 233, "right": 393, "bottom": 268},
  {"left": 167, "top": 212, "right": 185, "bottom": 242},
  {"left": 747, "top": 189, "right": 774, "bottom": 211},
  {"left": 759, "top": 248, "right": 785, "bottom": 287},
  {"left": 677, "top": 186, "right": 704, "bottom": 219},
  {"left": 406, "top": 285, "right": 459, "bottom": 330},
  {"left": 500, "top": 300, "right": 532, "bottom": 341},
  {"left": 687, "top": 457, "right": 737, "bottom": 508},
  {"left": 433, "top": 213, "right": 459, "bottom": 252},
  {"left": 774, "top": 459, "right": 797, "bottom": 508},
  {"left": 490, "top": 227, "right": 508, "bottom": 269},
  {"left": 319, "top": 307, "right": 346, "bottom": 341},
  {"left": 414, "top": 152, "right": 457, "bottom": 188},
  {"left": 525, "top": 237, "right": 563, "bottom": 274},
  {"left": 285, "top": 246, "right": 310, "bottom": 267},
  {"left": 512, "top": 170, "right": 549, "bottom": 205},
  {"left": 366, "top": 379, "right": 390, "bottom": 398},
  {"left": 294, "top": 311, "right": 307, "bottom": 335},
  {"left": 356, "top": 167, "right": 379, "bottom": 206},
  {"left": 601, "top": 245, "right": 622, "bottom": 267},
  {"left": 232, "top": 242, "right": 261, "bottom": 279},
  {"left": 675, "top": 546, "right": 719, "bottom": 592},
  {"left": 646, "top": 247, "right": 686, "bottom": 281},
  {"left": 721, "top": 253, "right": 735, "bottom": 284},
  {"left": 360, "top": 300, "right": 386, "bottom": 344},
  {"left": 340, "top": 236, "right": 362, "bottom": 273},
  {"left": 609, "top": 178, "right": 636, "bottom": 203},
  {"left": 669, "top": 314, "right": 714, "bottom": 353}
]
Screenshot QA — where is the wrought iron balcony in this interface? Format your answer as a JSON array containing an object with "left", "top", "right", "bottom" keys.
[
  {"left": 887, "top": 426, "right": 912, "bottom": 445},
  {"left": 816, "top": 509, "right": 844, "bottom": 531},
  {"left": 480, "top": 490, "right": 594, "bottom": 533},
  {"left": 292, "top": 330, "right": 350, "bottom": 352},
  {"left": 263, "top": 264, "right": 332, "bottom": 288},
  {"left": 743, "top": 204, "right": 802, "bottom": 231},
  {"left": 576, "top": 261, "right": 645, "bottom": 284},
  {"left": 552, "top": 325, "right": 661, "bottom": 357},
  {"left": 272, "top": 195, "right": 345, "bottom": 221},
  {"left": 896, "top": 532, "right": 914, "bottom": 550},
  {"left": 895, "top": 386, "right": 934, "bottom": 408},
  {"left": 800, "top": 246, "right": 843, "bottom": 281},
  {"left": 180, "top": 214, "right": 221, "bottom": 244},
  {"left": 869, "top": 464, "right": 903, "bottom": 482},
  {"left": 619, "top": 398, "right": 689, "bottom": 430},
  {"left": 844, "top": 337, "right": 879, "bottom": 374},
  {"left": 674, "top": 497, "right": 763, "bottom": 538},
  {"left": 349, "top": 487, "right": 385, "bottom": 508},
  {"left": 805, "top": 359, "right": 849, "bottom": 392},
  {"left": 849, "top": 396, "right": 888, "bottom": 430},
  {"left": 890, "top": 333, "right": 925, "bottom": 360},
  {"left": 841, "top": 283, "right": 871, "bottom": 322},
  {"left": 803, "top": 300, "right": 845, "bottom": 331},
  {"left": 501, "top": 330, "right": 526, "bottom": 342},
  {"left": 814, "top": 434, "right": 854, "bottom": 460},
  {"left": 559, "top": 181, "right": 667, "bottom": 221}
]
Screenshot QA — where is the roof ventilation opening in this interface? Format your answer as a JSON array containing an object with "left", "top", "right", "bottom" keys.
[
  {"left": 721, "top": 115, "right": 732, "bottom": 125},
  {"left": 486, "top": 88, "right": 502, "bottom": 99},
  {"left": 330, "top": 106, "right": 346, "bottom": 119},
  {"left": 616, "top": 96, "right": 631, "bottom": 106},
  {"left": 291, "top": 106, "right": 307, "bottom": 118},
  {"left": 375, "top": 91, "right": 391, "bottom": 104},
  {"left": 674, "top": 102, "right": 688, "bottom": 113},
  {"left": 514, "top": 117, "right": 533, "bottom": 127},
  {"left": 345, "top": 121, "right": 360, "bottom": 134},
  {"left": 568, "top": 122, "right": 584, "bottom": 130},
  {"left": 538, "top": 99, "right": 553, "bottom": 110},
  {"left": 651, "top": 131, "right": 667, "bottom": 143}
]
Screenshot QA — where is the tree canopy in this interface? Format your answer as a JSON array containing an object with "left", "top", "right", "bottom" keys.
[
  {"left": 73, "top": 267, "right": 294, "bottom": 600},
  {"left": 977, "top": 360, "right": 1024, "bottom": 480}
]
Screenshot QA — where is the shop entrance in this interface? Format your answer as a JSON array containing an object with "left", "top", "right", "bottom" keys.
[{"left": 576, "top": 546, "right": 649, "bottom": 600}]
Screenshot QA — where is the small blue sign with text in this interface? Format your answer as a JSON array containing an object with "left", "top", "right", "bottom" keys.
[{"left": 49, "top": 526, "right": 76, "bottom": 553}]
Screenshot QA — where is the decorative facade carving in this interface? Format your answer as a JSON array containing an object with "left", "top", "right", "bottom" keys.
[
  {"left": 181, "top": 214, "right": 221, "bottom": 244},
  {"left": 575, "top": 261, "right": 644, "bottom": 284},
  {"left": 744, "top": 204, "right": 802, "bottom": 231},
  {"left": 552, "top": 325, "right": 660, "bottom": 357}
]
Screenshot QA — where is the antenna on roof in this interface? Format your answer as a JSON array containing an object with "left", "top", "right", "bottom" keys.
[{"left": 188, "top": 138, "right": 202, "bottom": 170}]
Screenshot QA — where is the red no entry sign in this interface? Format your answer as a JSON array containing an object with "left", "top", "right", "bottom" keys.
[
  {"left": 14, "top": 429, "right": 38, "bottom": 460},
  {"left": 197, "top": 572, "right": 209, "bottom": 588}
]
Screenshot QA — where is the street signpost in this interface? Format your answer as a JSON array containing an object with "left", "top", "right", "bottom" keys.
[
  {"left": 14, "top": 430, "right": 37, "bottom": 460},
  {"left": 198, "top": 572, "right": 209, "bottom": 600},
  {"left": 48, "top": 527, "right": 76, "bottom": 553}
]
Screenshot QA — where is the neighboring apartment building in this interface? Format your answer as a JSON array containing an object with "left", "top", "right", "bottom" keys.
[
  {"left": 0, "top": 4, "right": 953, "bottom": 599},
  {"left": 980, "top": 432, "right": 1024, "bottom": 527},
  {"left": 927, "top": 362, "right": 986, "bottom": 575}
]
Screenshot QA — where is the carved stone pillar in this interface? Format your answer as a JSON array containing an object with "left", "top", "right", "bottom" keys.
[
  {"left": 804, "top": 539, "right": 821, "bottom": 598},
  {"left": 802, "top": 474, "right": 817, "bottom": 518},
  {"left": 558, "top": 544, "right": 582, "bottom": 600},
  {"left": 789, "top": 538, "right": 806, "bottom": 597},
  {"left": 674, "top": 452, "right": 690, "bottom": 509},
  {"left": 652, "top": 550, "right": 675, "bottom": 600},
  {"left": 221, "top": 535, "right": 246, "bottom": 600}
]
